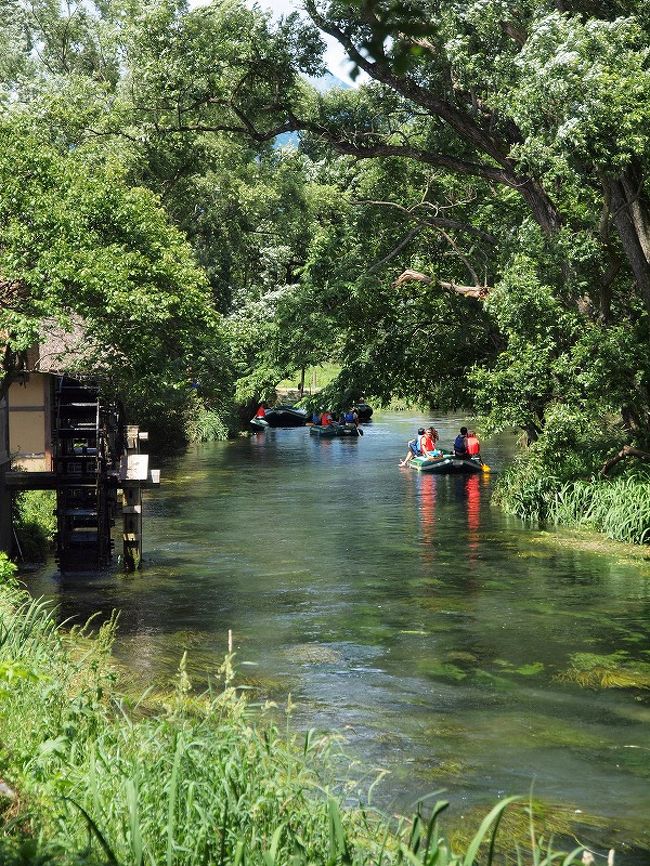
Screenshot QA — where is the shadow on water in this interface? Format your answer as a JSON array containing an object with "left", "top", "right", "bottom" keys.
[{"left": 27, "top": 412, "right": 650, "bottom": 856}]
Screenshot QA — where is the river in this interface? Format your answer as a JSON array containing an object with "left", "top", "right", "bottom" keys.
[{"left": 29, "top": 413, "right": 650, "bottom": 859}]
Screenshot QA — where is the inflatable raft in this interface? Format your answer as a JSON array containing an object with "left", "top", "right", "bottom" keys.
[
  {"left": 310, "top": 423, "right": 360, "bottom": 438},
  {"left": 410, "top": 454, "right": 483, "bottom": 474},
  {"left": 250, "top": 406, "right": 307, "bottom": 429}
]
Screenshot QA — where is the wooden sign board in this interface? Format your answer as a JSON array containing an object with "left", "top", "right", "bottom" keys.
[{"left": 119, "top": 454, "right": 149, "bottom": 481}]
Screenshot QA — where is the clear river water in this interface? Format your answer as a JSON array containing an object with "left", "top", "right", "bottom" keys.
[{"left": 29, "top": 413, "right": 650, "bottom": 859}]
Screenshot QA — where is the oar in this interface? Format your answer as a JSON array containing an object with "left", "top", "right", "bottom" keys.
[{"left": 481, "top": 462, "right": 491, "bottom": 473}]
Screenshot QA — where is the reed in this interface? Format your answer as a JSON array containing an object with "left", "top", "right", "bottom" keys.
[
  {"left": 548, "top": 474, "right": 650, "bottom": 545},
  {"left": 495, "top": 456, "right": 650, "bottom": 546},
  {"left": 0, "top": 585, "right": 586, "bottom": 865}
]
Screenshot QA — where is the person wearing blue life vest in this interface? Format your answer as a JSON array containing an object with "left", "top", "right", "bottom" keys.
[
  {"left": 399, "top": 427, "right": 428, "bottom": 466},
  {"left": 453, "top": 426, "right": 469, "bottom": 457},
  {"left": 341, "top": 407, "right": 359, "bottom": 425}
]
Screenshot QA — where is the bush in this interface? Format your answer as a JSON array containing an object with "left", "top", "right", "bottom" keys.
[
  {"left": 0, "top": 552, "right": 16, "bottom": 582},
  {"left": 13, "top": 491, "right": 56, "bottom": 561},
  {"left": 184, "top": 391, "right": 232, "bottom": 443},
  {"left": 492, "top": 451, "right": 562, "bottom": 521},
  {"left": 495, "top": 452, "right": 650, "bottom": 545}
]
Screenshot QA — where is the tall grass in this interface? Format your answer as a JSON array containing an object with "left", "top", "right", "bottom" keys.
[
  {"left": 184, "top": 392, "right": 231, "bottom": 443},
  {"left": 0, "top": 585, "right": 586, "bottom": 866},
  {"left": 548, "top": 475, "right": 650, "bottom": 544},
  {"left": 495, "top": 454, "right": 650, "bottom": 546}
]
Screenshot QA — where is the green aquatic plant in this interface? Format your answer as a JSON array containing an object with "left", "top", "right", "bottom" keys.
[
  {"left": 558, "top": 651, "right": 650, "bottom": 690},
  {"left": 450, "top": 798, "right": 609, "bottom": 861},
  {"left": 0, "top": 584, "right": 589, "bottom": 866}
]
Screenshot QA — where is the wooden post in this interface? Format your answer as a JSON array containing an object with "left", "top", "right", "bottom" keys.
[
  {"left": 121, "top": 425, "right": 144, "bottom": 572},
  {"left": 0, "top": 394, "right": 11, "bottom": 557},
  {"left": 122, "top": 485, "right": 142, "bottom": 572},
  {"left": 0, "top": 459, "right": 12, "bottom": 557}
]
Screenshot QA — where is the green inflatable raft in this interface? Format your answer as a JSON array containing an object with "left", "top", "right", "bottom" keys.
[
  {"left": 409, "top": 454, "right": 484, "bottom": 474},
  {"left": 310, "top": 423, "right": 360, "bottom": 438}
]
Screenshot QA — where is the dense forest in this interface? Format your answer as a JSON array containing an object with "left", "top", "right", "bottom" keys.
[{"left": 1, "top": 0, "right": 649, "bottom": 538}]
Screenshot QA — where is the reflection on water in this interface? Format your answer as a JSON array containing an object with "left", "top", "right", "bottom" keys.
[{"left": 27, "top": 413, "right": 650, "bottom": 855}]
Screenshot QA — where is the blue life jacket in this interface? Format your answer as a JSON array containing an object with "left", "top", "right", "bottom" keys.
[
  {"left": 343, "top": 411, "right": 355, "bottom": 423},
  {"left": 454, "top": 434, "right": 467, "bottom": 454},
  {"left": 409, "top": 438, "right": 421, "bottom": 456}
]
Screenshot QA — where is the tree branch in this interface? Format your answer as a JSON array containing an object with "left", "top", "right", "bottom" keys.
[
  {"left": 600, "top": 444, "right": 650, "bottom": 476},
  {"left": 305, "top": 0, "right": 512, "bottom": 168},
  {"left": 393, "top": 269, "right": 490, "bottom": 299},
  {"left": 354, "top": 199, "right": 498, "bottom": 243},
  {"left": 367, "top": 226, "right": 423, "bottom": 274}
]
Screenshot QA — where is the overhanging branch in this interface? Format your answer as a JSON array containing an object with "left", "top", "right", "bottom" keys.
[
  {"left": 393, "top": 269, "right": 490, "bottom": 299},
  {"left": 600, "top": 444, "right": 650, "bottom": 476}
]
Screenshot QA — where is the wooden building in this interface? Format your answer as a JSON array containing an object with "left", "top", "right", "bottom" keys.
[{"left": 0, "top": 335, "right": 159, "bottom": 571}]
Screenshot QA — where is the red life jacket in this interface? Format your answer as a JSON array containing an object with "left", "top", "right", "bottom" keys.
[
  {"left": 467, "top": 435, "right": 480, "bottom": 456},
  {"left": 255, "top": 406, "right": 266, "bottom": 418},
  {"left": 321, "top": 412, "right": 332, "bottom": 426}
]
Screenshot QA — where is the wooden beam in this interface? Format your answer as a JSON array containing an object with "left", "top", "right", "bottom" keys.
[{"left": 0, "top": 459, "right": 12, "bottom": 556}]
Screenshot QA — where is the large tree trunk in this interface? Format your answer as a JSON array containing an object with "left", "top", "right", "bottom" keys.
[
  {"left": 605, "top": 166, "right": 650, "bottom": 313},
  {"left": 518, "top": 178, "right": 563, "bottom": 234}
]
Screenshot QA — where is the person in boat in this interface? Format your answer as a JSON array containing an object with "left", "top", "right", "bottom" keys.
[
  {"left": 342, "top": 407, "right": 359, "bottom": 426},
  {"left": 423, "top": 426, "right": 443, "bottom": 458},
  {"left": 254, "top": 403, "right": 266, "bottom": 419},
  {"left": 311, "top": 410, "right": 320, "bottom": 425},
  {"left": 453, "top": 426, "right": 469, "bottom": 457},
  {"left": 466, "top": 430, "right": 481, "bottom": 460},
  {"left": 399, "top": 427, "right": 427, "bottom": 466},
  {"left": 320, "top": 409, "right": 334, "bottom": 426}
]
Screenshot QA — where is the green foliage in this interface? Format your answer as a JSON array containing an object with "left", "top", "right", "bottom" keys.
[
  {"left": 549, "top": 474, "right": 650, "bottom": 545},
  {"left": 496, "top": 456, "right": 650, "bottom": 545},
  {"left": 0, "top": 553, "right": 16, "bottom": 583},
  {"left": 0, "top": 584, "right": 584, "bottom": 866},
  {"left": 184, "top": 393, "right": 231, "bottom": 443},
  {"left": 13, "top": 491, "right": 56, "bottom": 562},
  {"left": 0, "top": 117, "right": 230, "bottom": 424}
]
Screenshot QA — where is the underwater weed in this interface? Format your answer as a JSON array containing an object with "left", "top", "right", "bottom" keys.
[
  {"left": 0, "top": 584, "right": 590, "bottom": 866},
  {"left": 557, "top": 651, "right": 650, "bottom": 690}
]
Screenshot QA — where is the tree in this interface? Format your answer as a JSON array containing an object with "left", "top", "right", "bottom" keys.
[{"left": 0, "top": 118, "right": 229, "bottom": 424}]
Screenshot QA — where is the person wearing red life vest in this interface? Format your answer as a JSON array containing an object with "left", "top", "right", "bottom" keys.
[
  {"left": 320, "top": 410, "right": 334, "bottom": 426},
  {"left": 466, "top": 430, "right": 481, "bottom": 457},
  {"left": 254, "top": 403, "right": 266, "bottom": 419},
  {"left": 423, "top": 426, "right": 441, "bottom": 455}
]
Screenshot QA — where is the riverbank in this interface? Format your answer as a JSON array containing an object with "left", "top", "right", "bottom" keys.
[
  {"left": 494, "top": 457, "right": 650, "bottom": 546},
  {"left": 0, "top": 565, "right": 587, "bottom": 866}
]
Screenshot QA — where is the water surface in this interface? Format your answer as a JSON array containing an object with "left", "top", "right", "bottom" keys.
[{"left": 29, "top": 413, "right": 650, "bottom": 856}]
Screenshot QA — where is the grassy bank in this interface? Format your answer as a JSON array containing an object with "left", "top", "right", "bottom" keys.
[
  {"left": 495, "top": 457, "right": 650, "bottom": 546},
  {"left": 0, "top": 566, "right": 587, "bottom": 866}
]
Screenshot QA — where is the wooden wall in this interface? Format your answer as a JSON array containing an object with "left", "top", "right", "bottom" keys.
[{"left": 8, "top": 373, "right": 53, "bottom": 471}]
